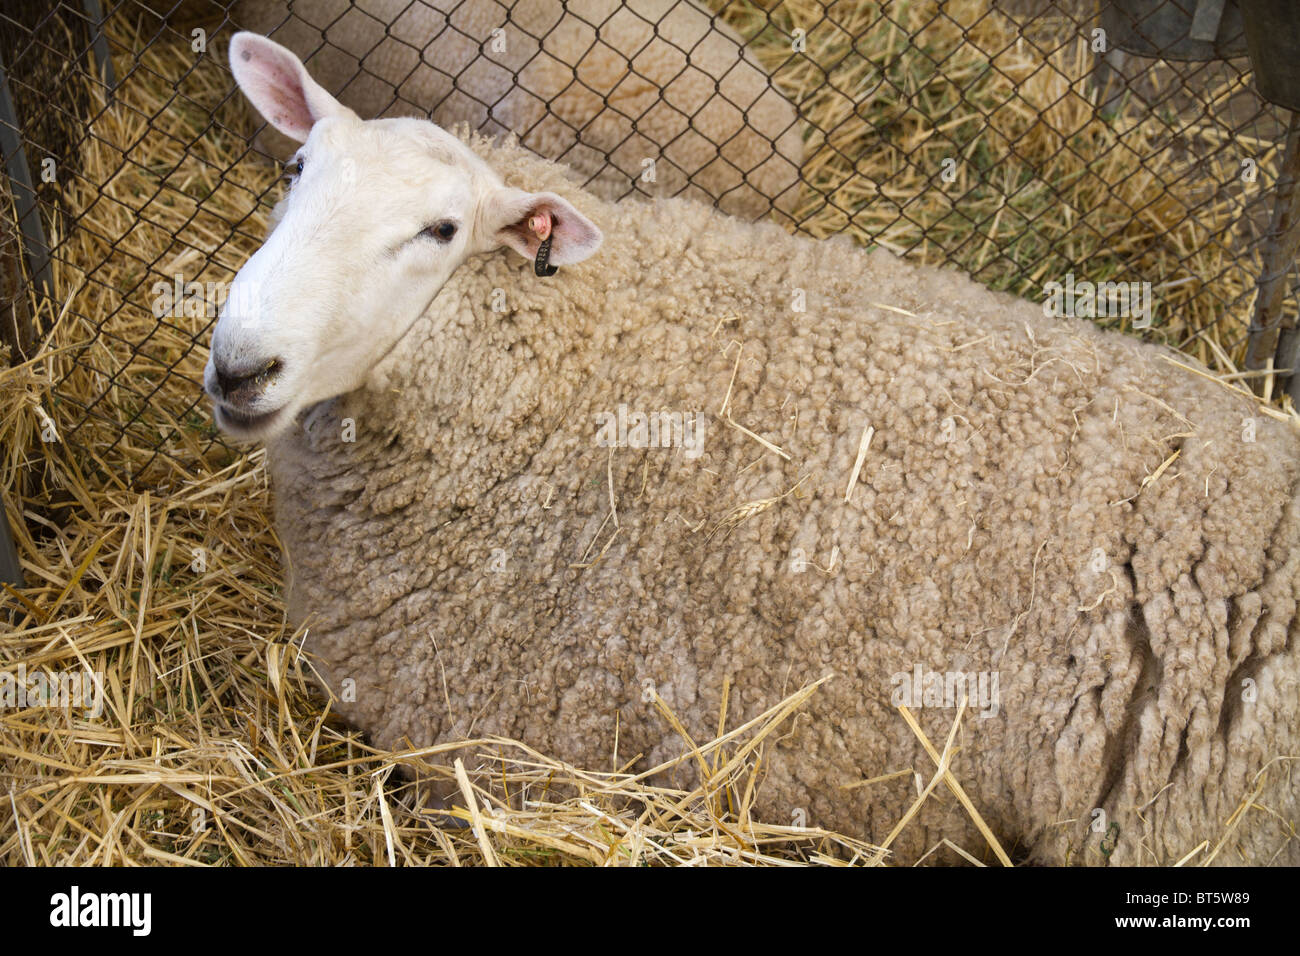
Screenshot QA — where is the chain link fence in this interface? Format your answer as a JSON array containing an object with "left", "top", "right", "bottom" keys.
[{"left": 2, "top": 0, "right": 1299, "bottom": 494}]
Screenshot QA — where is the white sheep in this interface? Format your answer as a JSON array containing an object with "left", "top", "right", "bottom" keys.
[
  {"left": 209, "top": 32, "right": 1300, "bottom": 866},
  {"left": 231, "top": 0, "right": 804, "bottom": 218}
]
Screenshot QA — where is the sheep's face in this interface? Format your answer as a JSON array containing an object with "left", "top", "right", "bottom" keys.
[
  {"left": 207, "top": 115, "right": 480, "bottom": 440},
  {"left": 207, "top": 33, "right": 602, "bottom": 441}
]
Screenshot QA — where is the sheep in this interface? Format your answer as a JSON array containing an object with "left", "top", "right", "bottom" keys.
[
  {"left": 229, "top": 0, "right": 804, "bottom": 219},
  {"left": 209, "top": 32, "right": 1300, "bottom": 866}
]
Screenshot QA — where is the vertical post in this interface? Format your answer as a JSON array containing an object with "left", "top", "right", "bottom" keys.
[
  {"left": 1245, "top": 110, "right": 1300, "bottom": 390},
  {"left": 0, "top": 48, "right": 50, "bottom": 358},
  {"left": 1188, "top": 0, "right": 1228, "bottom": 43},
  {"left": 81, "top": 0, "right": 117, "bottom": 93},
  {"left": 0, "top": 36, "right": 45, "bottom": 585},
  {"left": 1092, "top": 46, "right": 1129, "bottom": 120},
  {"left": 0, "top": 491, "right": 22, "bottom": 586}
]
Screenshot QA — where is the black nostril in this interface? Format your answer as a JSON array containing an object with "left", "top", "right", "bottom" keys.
[{"left": 215, "top": 358, "right": 282, "bottom": 400}]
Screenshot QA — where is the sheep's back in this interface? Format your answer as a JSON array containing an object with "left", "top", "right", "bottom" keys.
[{"left": 269, "top": 174, "right": 1300, "bottom": 864}]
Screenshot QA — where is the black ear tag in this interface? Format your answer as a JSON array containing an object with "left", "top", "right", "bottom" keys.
[{"left": 534, "top": 235, "right": 558, "bottom": 277}]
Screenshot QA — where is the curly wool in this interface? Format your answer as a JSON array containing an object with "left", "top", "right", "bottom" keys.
[{"left": 267, "top": 134, "right": 1300, "bottom": 866}]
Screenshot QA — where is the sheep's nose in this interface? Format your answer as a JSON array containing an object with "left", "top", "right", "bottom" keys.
[{"left": 213, "top": 357, "right": 283, "bottom": 405}]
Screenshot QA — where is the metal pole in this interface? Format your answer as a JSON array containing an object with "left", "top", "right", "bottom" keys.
[
  {"left": 1189, "top": 0, "right": 1229, "bottom": 43},
  {"left": 1245, "top": 110, "right": 1300, "bottom": 390},
  {"left": 0, "top": 491, "right": 22, "bottom": 586},
  {"left": 1091, "top": 47, "right": 1129, "bottom": 121},
  {"left": 0, "top": 48, "right": 49, "bottom": 357},
  {"left": 81, "top": 0, "right": 117, "bottom": 93}
]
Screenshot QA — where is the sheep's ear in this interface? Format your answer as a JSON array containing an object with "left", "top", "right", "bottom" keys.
[
  {"left": 486, "top": 188, "right": 603, "bottom": 267},
  {"left": 229, "top": 32, "right": 356, "bottom": 142}
]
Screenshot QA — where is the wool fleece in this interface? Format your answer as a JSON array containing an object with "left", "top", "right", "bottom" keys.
[{"left": 267, "top": 135, "right": 1300, "bottom": 866}]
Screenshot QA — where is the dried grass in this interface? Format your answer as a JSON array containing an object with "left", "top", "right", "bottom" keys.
[{"left": 734, "top": 0, "right": 1293, "bottom": 367}]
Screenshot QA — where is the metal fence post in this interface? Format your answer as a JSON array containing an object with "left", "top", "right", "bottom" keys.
[
  {"left": 0, "top": 488, "right": 21, "bottom": 586},
  {"left": 0, "top": 48, "right": 50, "bottom": 357},
  {"left": 81, "top": 0, "right": 116, "bottom": 93},
  {"left": 1245, "top": 112, "right": 1300, "bottom": 386}
]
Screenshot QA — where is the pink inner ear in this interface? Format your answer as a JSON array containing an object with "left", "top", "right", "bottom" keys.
[
  {"left": 233, "top": 38, "right": 318, "bottom": 140},
  {"left": 541, "top": 205, "right": 601, "bottom": 266},
  {"left": 495, "top": 191, "right": 601, "bottom": 267},
  {"left": 266, "top": 81, "right": 312, "bottom": 135}
]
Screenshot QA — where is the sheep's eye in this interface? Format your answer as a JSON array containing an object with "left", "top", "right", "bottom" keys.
[
  {"left": 284, "top": 157, "right": 304, "bottom": 182},
  {"left": 423, "top": 220, "right": 458, "bottom": 243}
]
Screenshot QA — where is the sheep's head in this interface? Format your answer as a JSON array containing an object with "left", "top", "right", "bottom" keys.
[{"left": 206, "top": 32, "right": 603, "bottom": 441}]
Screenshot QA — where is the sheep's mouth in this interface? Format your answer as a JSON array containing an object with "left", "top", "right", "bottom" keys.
[{"left": 213, "top": 401, "right": 286, "bottom": 438}]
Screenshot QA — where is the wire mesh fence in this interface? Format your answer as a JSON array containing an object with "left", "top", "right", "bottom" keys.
[{"left": 2, "top": 0, "right": 1299, "bottom": 490}]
